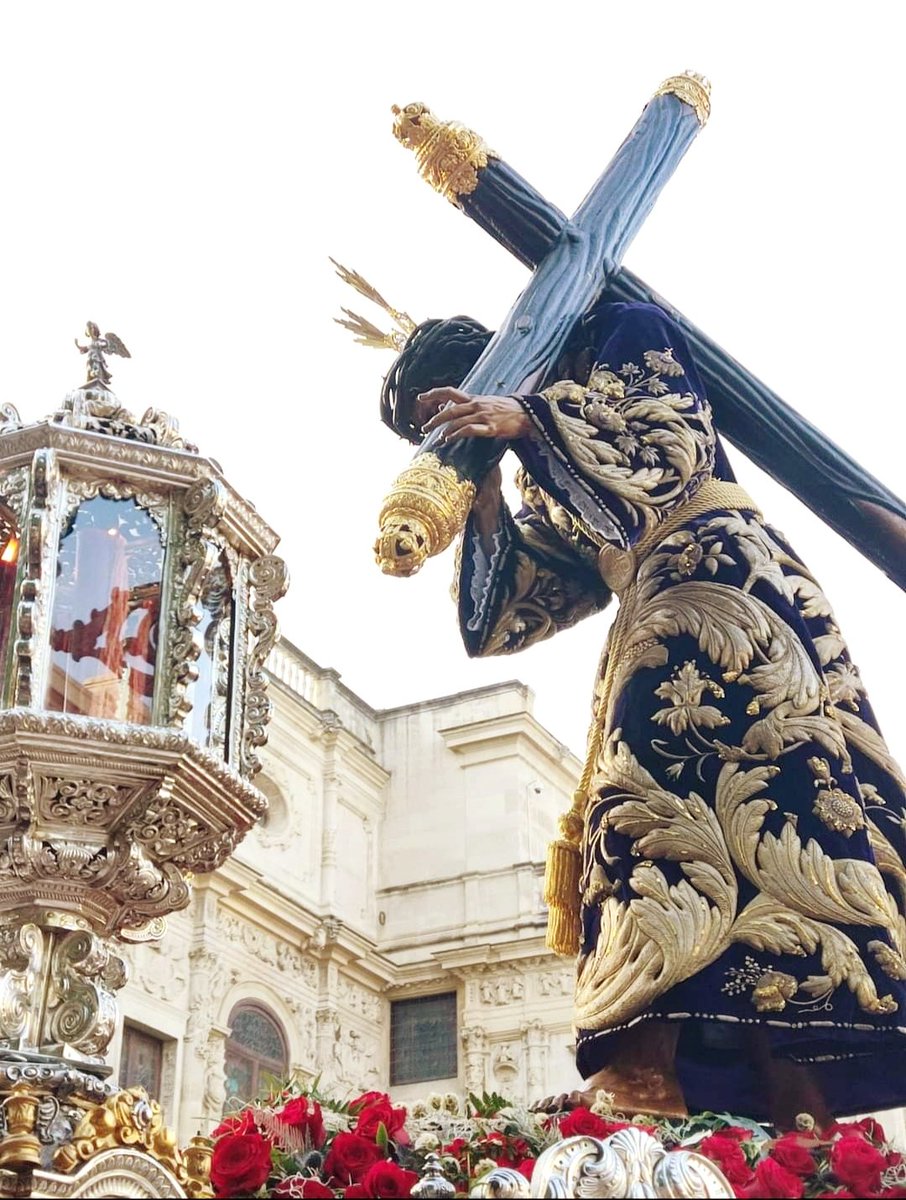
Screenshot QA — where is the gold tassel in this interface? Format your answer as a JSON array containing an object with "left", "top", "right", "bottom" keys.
[{"left": 543, "top": 806, "right": 584, "bottom": 957}]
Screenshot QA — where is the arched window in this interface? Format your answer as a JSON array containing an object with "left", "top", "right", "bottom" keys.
[{"left": 223, "top": 1002, "right": 288, "bottom": 1108}]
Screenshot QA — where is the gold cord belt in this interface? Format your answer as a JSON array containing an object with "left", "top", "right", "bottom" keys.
[{"left": 543, "top": 480, "right": 760, "bottom": 957}]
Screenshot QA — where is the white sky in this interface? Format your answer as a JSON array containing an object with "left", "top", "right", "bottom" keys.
[{"left": 0, "top": 2, "right": 903, "bottom": 763}]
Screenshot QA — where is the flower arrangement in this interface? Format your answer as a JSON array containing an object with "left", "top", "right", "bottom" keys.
[{"left": 209, "top": 1081, "right": 906, "bottom": 1199}]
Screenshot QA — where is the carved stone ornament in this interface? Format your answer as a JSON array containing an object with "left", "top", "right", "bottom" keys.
[{"left": 469, "top": 1128, "right": 733, "bottom": 1198}]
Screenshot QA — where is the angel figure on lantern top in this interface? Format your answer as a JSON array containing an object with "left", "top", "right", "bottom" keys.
[{"left": 74, "top": 321, "right": 131, "bottom": 388}]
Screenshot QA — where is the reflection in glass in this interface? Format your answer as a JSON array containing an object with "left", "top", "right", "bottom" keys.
[
  {"left": 186, "top": 555, "right": 234, "bottom": 756},
  {"left": 46, "top": 496, "right": 164, "bottom": 724},
  {"left": 0, "top": 504, "right": 19, "bottom": 688}
]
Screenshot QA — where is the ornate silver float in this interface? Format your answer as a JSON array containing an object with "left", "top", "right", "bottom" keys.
[{"left": 0, "top": 327, "right": 286, "bottom": 1197}]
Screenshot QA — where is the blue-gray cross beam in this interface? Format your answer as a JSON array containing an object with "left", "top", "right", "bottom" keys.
[{"left": 378, "top": 74, "right": 906, "bottom": 593}]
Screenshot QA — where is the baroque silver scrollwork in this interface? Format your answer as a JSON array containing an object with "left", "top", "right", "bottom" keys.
[
  {"left": 15, "top": 448, "right": 61, "bottom": 707},
  {"left": 477, "top": 1128, "right": 735, "bottom": 1199},
  {"left": 47, "top": 930, "right": 126, "bottom": 1058},
  {"left": 0, "top": 465, "right": 29, "bottom": 525},
  {"left": 0, "top": 923, "right": 126, "bottom": 1061},
  {"left": 167, "top": 479, "right": 226, "bottom": 725},
  {"left": 241, "top": 554, "right": 289, "bottom": 776}
]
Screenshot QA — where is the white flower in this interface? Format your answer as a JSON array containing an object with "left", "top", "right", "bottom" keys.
[
  {"left": 414, "top": 1133, "right": 440, "bottom": 1151},
  {"left": 589, "top": 1089, "right": 616, "bottom": 1116},
  {"left": 473, "top": 1158, "right": 499, "bottom": 1179}
]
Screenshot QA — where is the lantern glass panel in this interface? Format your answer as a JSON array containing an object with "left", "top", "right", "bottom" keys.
[
  {"left": 0, "top": 504, "right": 19, "bottom": 688},
  {"left": 46, "top": 496, "right": 164, "bottom": 724},
  {"left": 186, "top": 554, "right": 234, "bottom": 757}
]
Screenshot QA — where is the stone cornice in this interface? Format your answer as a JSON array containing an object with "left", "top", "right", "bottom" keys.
[{"left": 438, "top": 711, "right": 579, "bottom": 779}]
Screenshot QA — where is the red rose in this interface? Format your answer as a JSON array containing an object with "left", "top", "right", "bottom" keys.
[
  {"left": 516, "top": 1158, "right": 536, "bottom": 1181},
  {"left": 769, "top": 1134, "right": 817, "bottom": 1176},
  {"left": 698, "top": 1134, "right": 753, "bottom": 1188},
  {"left": 813, "top": 1193, "right": 855, "bottom": 1199},
  {"left": 353, "top": 1160, "right": 420, "bottom": 1197},
  {"left": 709, "top": 1125, "right": 754, "bottom": 1143},
  {"left": 741, "top": 1158, "right": 804, "bottom": 1199},
  {"left": 558, "top": 1109, "right": 628, "bottom": 1139},
  {"left": 273, "top": 1178, "right": 335, "bottom": 1199},
  {"left": 211, "top": 1108, "right": 257, "bottom": 1138},
  {"left": 343, "top": 1187, "right": 367, "bottom": 1199},
  {"left": 348, "top": 1090, "right": 388, "bottom": 1113},
  {"left": 210, "top": 1131, "right": 273, "bottom": 1197},
  {"left": 275, "top": 1097, "right": 326, "bottom": 1148},
  {"left": 827, "top": 1116, "right": 888, "bottom": 1144},
  {"left": 353, "top": 1099, "right": 407, "bottom": 1142},
  {"left": 854, "top": 1116, "right": 887, "bottom": 1143},
  {"left": 830, "top": 1135, "right": 887, "bottom": 1194},
  {"left": 323, "top": 1132, "right": 383, "bottom": 1183},
  {"left": 480, "top": 1131, "right": 518, "bottom": 1166}
]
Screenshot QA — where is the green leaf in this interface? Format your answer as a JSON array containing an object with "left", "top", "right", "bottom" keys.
[
  {"left": 467, "top": 1090, "right": 513, "bottom": 1118},
  {"left": 376, "top": 1121, "right": 389, "bottom": 1150}
]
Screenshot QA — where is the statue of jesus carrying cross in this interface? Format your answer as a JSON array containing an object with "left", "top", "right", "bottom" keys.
[{"left": 341, "top": 73, "right": 906, "bottom": 1130}]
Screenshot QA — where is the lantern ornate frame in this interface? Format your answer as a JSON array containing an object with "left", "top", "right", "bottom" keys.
[{"left": 0, "top": 416, "right": 286, "bottom": 1082}]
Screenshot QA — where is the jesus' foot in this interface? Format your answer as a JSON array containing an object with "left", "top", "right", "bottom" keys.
[{"left": 532, "top": 1022, "right": 688, "bottom": 1119}]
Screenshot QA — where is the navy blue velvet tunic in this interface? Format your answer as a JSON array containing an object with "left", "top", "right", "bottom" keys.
[{"left": 456, "top": 302, "right": 906, "bottom": 1118}]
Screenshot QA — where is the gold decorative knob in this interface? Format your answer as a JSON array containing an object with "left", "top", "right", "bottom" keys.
[
  {"left": 391, "top": 102, "right": 494, "bottom": 204},
  {"left": 374, "top": 453, "right": 476, "bottom": 577}
]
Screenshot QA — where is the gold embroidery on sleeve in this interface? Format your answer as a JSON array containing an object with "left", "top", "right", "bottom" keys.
[{"left": 540, "top": 349, "right": 715, "bottom": 532}]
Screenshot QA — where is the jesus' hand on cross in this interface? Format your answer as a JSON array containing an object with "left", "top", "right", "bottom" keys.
[{"left": 417, "top": 388, "right": 530, "bottom": 443}]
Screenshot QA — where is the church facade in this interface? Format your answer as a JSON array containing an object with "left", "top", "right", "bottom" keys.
[{"left": 108, "top": 637, "right": 584, "bottom": 1144}]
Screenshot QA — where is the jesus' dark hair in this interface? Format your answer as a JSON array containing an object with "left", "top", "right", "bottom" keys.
[
  {"left": 380, "top": 316, "right": 492, "bottom": 444},
  {"left": 379, "top": 300, "right": 623, "bottom": 445}
]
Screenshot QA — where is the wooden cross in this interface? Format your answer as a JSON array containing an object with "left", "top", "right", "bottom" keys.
[{"left": 375, "top": 75, "right": 906, "bottom": 592}]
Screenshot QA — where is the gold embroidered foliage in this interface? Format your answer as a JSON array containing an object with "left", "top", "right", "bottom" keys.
[
  {"left": 575, "top": 499, "right": 906, "bottom": 1028},
  {"left": 463, "top": 466, "right": 611, "bottom": 659},
  {"left": 652, "top": 661, "right": 729, "bottom": 735},
  {"left": 576, "top": 739, "right": 900, "bottom": 1029},
  {"left": 540, "top": 348, "right": 715, "bottom": 529}
]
